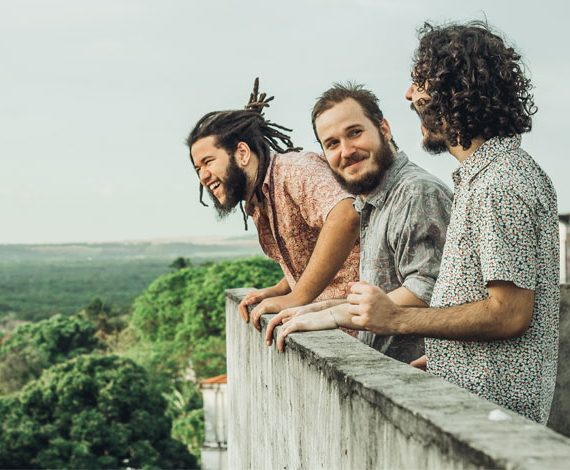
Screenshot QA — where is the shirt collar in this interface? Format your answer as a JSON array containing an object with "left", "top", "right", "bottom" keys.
[
  {"left": 244, "top": 153, "right": 274, "bottom": 215},
  {"left": 354, "top": 151, "right": 409, "bottom": 211},
  {"left": 451, "top": 135, "right": 521, "bottom": 187}
]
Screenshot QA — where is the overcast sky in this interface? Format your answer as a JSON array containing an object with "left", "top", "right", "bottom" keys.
[{"left": 1, "top": 0, "right": 568, "bottom": 244}]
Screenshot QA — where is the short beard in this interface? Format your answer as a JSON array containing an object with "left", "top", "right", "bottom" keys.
[
  {"left": 208, "top": 155, "right": 248, "bottom": 219},
  {"left": 422, "top": 133, "right": 448, "bottom": 155},
  {"left": 410, "top": 103, "right": 448, "bottom": 155},
  {"left": 332, "top": 135, "right": 395, "bottom": 196}
]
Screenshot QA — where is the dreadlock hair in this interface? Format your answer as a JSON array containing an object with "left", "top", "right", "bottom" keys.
[
  {"left": 186, "top": 78, "right": 302, "bottom": 230},
  {"left": 311, "top": 82, "right": 399, "bottom": 151},
  {"left": 411, "top": 21, "right": 537, "bottom": 150}
]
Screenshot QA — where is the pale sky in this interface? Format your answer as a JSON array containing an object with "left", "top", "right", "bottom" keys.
[{"left": 1, "top": 0, "right": 568, "bottom": 244}]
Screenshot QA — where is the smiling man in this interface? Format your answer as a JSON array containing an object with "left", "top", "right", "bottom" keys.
[
  {"left": 187, "top": 79, "right": 360, "bottom": 327},
  {"left": 345, "top": 22, "right": 560, "bottom": 423},
  {"left": 266, "top": 83, "right": 452, "bottom": 364}
]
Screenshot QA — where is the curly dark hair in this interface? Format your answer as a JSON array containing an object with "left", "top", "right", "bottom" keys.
[{"left": 411, "top": 21, "right": 537, "bottom": 150}]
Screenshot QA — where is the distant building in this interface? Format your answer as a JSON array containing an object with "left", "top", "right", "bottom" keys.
[
  {"left": 561, "top": 214, "right": 570, "bottom": 284},
  {"left": 200, "top": 374, "right": 227, "bottom": 470}
]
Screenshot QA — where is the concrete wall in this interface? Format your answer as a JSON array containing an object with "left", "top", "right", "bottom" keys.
[
  {"left": 560, "top": 221, "right": 568, "bottom": 283},
  {"left": 548, "top": 284, "right": 570, "bottom": 436},
  {"left": 226, "top": 288, "right": 570, "bottom": 470}
]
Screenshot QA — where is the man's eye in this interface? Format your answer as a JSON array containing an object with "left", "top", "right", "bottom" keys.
[
  {"left": 326, "top": 141, "right": 339, "bottom": 150},
  {"left": 349, "top": 129, "right": 362, "bottom": 137}
]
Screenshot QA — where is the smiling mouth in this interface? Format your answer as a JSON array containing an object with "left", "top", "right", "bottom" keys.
[
  {"left": 342, "top": 157, "right": 366, "bottom": 171},
  {"left": 207, "top": 181, "right": 222, "bottom": 198}
]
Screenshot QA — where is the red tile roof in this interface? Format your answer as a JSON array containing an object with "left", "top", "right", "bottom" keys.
[{"left": 200, "top": 374, "right": 227, "bottom": 385}]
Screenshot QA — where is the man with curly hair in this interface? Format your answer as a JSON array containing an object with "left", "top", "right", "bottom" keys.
[{"left": 346, "top": 22, "right": 559, "bottom": 423}]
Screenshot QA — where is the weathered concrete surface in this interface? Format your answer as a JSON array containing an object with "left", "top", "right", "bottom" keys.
[
  {"left": 226, "top": 288, "right": 570, "bottom": 470},
  {"left": 548, "top": 284, "right": 570, "bottom": 436}
]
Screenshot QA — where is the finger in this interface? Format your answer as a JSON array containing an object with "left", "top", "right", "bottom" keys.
[
  {"left": 238, "top": 302, "right": 250, "bottom": 322},
  {"left": 350, "top": 315, "right": 366, "bottom": 328},
  {"left": 265, "top": 313, "right": 286, "bottom": 344},
  {"left": 252, "top": 303, "right": 269, "bottom": 332},
  {"left": 346, "top": 293, "right": 364, "bottom": 305},
  {"left": 349, "top": 282, "right": 373, "bottom": 294},
  {"left": 243, "top": 292, "right": 263, "bottom": 305},
  {"left": 277, "top": 325, "right": 291, "bottom": 352},
  {"left": 348, "top": 280, "right": 369, "bottom": 289}
]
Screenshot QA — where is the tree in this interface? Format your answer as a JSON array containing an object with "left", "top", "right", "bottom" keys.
[
  {"left": 129, "top": 256, "right": 282, "bottom": 379},
  {"left": 0, "top": 355, "right": 197, "bottom": 469},
  {"left": 169, "top": 257, "right": 192, "bottom": 270},
  {"left": 0, "top": 314, "right": 103, "bottom": 394}
]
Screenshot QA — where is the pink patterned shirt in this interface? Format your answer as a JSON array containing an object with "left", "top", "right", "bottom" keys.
[{"left": 247, "top": 151, "right": 360, "bottom": 300}]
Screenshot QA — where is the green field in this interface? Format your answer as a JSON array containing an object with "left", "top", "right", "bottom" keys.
[{"left": 0, "top": 238, "right": 261, "bottom": 322}]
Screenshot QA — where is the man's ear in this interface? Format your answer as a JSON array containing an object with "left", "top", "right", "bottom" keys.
[
  {"left": 235, "top": 141, "right": 252, "bottom": 167},
  {"left": 378, "top": 119, "right": 393, "bottom": 142}
]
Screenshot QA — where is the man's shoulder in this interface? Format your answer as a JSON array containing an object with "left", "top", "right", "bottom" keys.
[
  {"left": 474, "top": 148, "right": 555, "bottom": 203},
  {"left": 393, "top": 160, "right": 453, "bottom": 199},
  {"left": 273, "top": 150, "right": 327, "bottom": 168}
]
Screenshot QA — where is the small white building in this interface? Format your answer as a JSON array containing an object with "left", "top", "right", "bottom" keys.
[{"left": 200, "top": 374, "right": 227, "bottom": 470}]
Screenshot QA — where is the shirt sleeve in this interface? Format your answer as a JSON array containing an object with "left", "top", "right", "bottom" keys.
[
  {"left": 476, "top": 184, "right": 537, "bottom": 290},
  {"left": 392, "top": 186, "right": 452, "bottom": 305},
  {"left": 282, "top": 152, "right": 355, "bottom": 229}
]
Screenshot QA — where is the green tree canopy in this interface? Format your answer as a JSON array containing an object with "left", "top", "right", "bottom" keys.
[
  {"left": 129, "top": 256, "right": 282, "bottom": 378},
  {"left": 0, "top": 314, "right": 103, "bottom": 394},
  {"left": 0, "top": 354, "right": 196, "bottom": 469}
]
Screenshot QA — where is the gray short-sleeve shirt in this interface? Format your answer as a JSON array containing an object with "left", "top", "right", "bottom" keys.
[
  {"left": 355, "top": 152, "right": 453, "bottom": 363},
  {"left": 427, "top": 135, "right": 559, "bottom": 423}
]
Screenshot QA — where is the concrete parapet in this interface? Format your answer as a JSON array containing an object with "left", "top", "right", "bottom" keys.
[{"left": 226, "top": 288, "right": 570, "bottom": 470}]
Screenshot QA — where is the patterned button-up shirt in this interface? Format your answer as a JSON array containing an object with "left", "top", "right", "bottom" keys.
[
  {"left": 248, "top": 151, "right": 360, "bottom": 300},
  {"left": 427, "top": 135, "right": 559, "bottom": 423},
  {"left": 355, "top": 152, "right": 453, "bottom": 363}
]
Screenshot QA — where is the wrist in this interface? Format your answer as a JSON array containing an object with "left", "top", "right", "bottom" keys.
[{"left": 392, "top": 306, "right": 411, "bottom": 335}]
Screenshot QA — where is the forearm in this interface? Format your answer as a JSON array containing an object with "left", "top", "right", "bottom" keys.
[
  {"left": 291, "top": 199, "right": 359, "bottom": 304},
  {"left": 272, "top": 277, "right": 292, "bottom": 296},
  {"left": 395, "top": 295, "right": 532, "bottom": 340}
]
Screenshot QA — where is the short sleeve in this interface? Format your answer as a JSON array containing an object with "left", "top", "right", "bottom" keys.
[
  {"left": 393, "top": 186, "right": 452, "bottom": 304},
  {"left": 281, "top": 153, "right": 354, "bottom": 228},
  {"left": 476, "top": 185, "right": 537, "bottom": 290}
]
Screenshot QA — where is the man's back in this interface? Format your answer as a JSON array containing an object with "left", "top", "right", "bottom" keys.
[{"left": 428, "top": 135, "right": 559, "bottom": 423}]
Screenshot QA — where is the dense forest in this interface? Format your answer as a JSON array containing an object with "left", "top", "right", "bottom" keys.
[{"left": 0, "top": 250, "right": 282, "bottom": 468}]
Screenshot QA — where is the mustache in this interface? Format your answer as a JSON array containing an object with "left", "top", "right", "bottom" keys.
[{"left": 341, "top": 152, "right": 367, "bottom": 169}]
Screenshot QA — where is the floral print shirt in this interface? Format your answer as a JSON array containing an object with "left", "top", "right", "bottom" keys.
[
  {"left": 247, "top": 151, "right": 360, "bottom": 300},
  {"left": 427, "top": 135, "right": 560, "bottom": 423}
]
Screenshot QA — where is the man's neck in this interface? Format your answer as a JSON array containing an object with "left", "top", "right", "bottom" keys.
[{"left": 448, "top": 136, "right": 486, "bottom": 162}]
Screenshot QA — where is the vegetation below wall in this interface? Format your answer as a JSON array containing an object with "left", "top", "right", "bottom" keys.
[{"left": 0, "top": 254, "right": 282, "bottom": 467}]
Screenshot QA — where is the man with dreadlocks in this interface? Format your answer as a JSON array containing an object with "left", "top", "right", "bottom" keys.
[
  {"left": 343, "top": 22, "right": 559, "bottom": 424},
  {"left": 187, "top": 79, "right": 360, "bottom": 328}
]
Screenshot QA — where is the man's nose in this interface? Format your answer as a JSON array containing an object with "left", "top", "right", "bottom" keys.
[
  {"left": 405, "top": 84, "right": 416, "bottom": 101},
  {"left": 199, "top": 168, "right": 211, "bottom": 184},
  {"left": 340, "top": 140, "right": 355, "bottom": 158}
]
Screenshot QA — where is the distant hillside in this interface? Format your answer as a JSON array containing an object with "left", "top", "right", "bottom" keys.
[
  {"left": 0, "top": 237, "right": 264, "bottom": 323},
  {"left": 0, "top": 236, "right": 262, "bottom": 263}
]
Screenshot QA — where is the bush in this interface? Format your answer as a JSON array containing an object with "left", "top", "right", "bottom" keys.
[
  {"left": 0, "top": 355, "right": 197, "bottom": 469},
  {"left": 0, "top": 314, "right": 103, "bottom": 394},
  {"left": 130, "top": 256, "right": 282, "bottom": 379}
]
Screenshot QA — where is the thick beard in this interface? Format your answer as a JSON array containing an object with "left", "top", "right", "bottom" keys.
[
  {"left": 332, "top": 134, "right": 395, "bottom": 196},
  {"left": 208, "top": 155, "right": 248, "bottom": 219}
]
